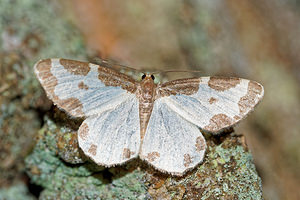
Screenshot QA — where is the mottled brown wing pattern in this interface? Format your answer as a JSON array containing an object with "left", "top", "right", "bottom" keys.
[
  {"left": 34, "top": 58, "right": 137, "bottom": 117},
  {"left": 157, "top": 76, "right": 264, "bottom": 133}
]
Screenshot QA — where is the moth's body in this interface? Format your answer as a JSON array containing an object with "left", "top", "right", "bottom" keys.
[
  {"left": 34, "top": 58, "right": 264, "bottom": 176},
  {"left": 138, "top": 75, "right": 157, "bottom": 140}
]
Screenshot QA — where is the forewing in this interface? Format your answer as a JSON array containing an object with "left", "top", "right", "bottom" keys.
[
  {"left": 158, "top": 77, "right": 264, "bottom": 133},
  {"left": 34, "top": 58, "right": 137, "bottom": 117},
  {"left": 140, "top": 98, "right": 206, "bottom": 176},
  {"left": 78, "top": 96, "right": 140, "bottom": 166}
]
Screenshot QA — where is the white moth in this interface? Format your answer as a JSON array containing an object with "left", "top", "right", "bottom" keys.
[{"left": 34, "top": 58, "right": 264, "bottom": 176}]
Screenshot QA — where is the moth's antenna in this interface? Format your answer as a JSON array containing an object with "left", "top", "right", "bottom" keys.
[
  {"left": 93, "top": 58, "right": 143, "bottom": 73},
  {"left": 152, "top": 69, "right": 202, "bottom": 75}
]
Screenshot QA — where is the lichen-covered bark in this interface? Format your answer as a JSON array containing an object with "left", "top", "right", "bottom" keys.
[
  {"left": 0, "top": 184, "right": 35, "bottom": 200},
  {"left": 1, "top": 0, "right": 264, "bottom": 199},
  {"left": 0, "top": 0, "right": 87, "bottom": 197},
  {"left": 25, "top": 116, "right": 262, "bottom": 199}
]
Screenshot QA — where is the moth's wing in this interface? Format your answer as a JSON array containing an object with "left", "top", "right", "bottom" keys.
[
  {"left": 34, "top": 58, "right": 137, "bottom": 117},
  {"left": 158, "top": 77, "right": 264, "bottom": 133},
  {"left": 140, "top": 99, "right": 206, "bottom": 176},
  {"left": 78, "top": 95, "right": 140, "bottom": 166}
]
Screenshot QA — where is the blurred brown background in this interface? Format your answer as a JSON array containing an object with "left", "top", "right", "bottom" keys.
[
  {"left": 65, "top": 1, "right": 300, "bottom": 199},
  {"left": 1, "top": 0, "right": 299, "bottom": 199}
]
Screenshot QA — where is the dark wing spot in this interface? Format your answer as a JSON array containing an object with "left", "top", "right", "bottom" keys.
[
  {"left": 208, "top": 77, "right": 240, "bottom": 91},
  {"left": 209, "top": 97, "right": 218, "bottom": 104},
  {"left": 184, "top": 154, "right": 193, "bottom": 167},
  {"left": 146, "top": 152, "right": 160, "bottom": 162},
  {"left": 123, "top": 148, "right": 135, "bottom": 159},
  {"left": 204, "top": 114, "right": 233, "bottom": 132},
  {"left": 88, "top": 144, "right": 97, "bottom": 156},
  {"left": 195, "top": 136, "right": 206, "bottom": 152},
  {"left": 78, "top": 81, "right": 89, "bottom": 90}
]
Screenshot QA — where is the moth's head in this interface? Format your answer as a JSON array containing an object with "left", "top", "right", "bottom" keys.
[
  {"left": 142, "top": 73, "right": 155, "bottom": 80},
  {"left": 139, "top": 73, "right": 161, "bottom": 84}
]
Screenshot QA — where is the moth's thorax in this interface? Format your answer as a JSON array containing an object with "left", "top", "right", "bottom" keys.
[
  {"left": 139, "top": 76, "right": 157, "bottom": 101},
  {"left": 138, "top": 76, "right": 157, "bottom": 140}
]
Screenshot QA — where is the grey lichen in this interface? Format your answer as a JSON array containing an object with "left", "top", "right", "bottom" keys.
[
  {"left": 0, "top": 0, "right": 87, "bottom": 61},
  {"left": 195, "top": 139, "right": 263, "bottom": 199}
]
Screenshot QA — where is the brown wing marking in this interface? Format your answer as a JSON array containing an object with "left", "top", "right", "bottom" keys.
[
  {"left": 183, "top": 154, "right": 193, "bottom": 167},
  {"left": 238, "top": 81, "right": 263, "bottom": 115},
  {"left": 209, "top": 97, "right": 218, "bottom": 104},
  {"left": 88, "top": 144, "right": 98, "bottom": 156},
  {"left": 145, "top": 152, "right": 160, "bottom": 162},
  {"left": 204, "top": 114, "right": 234, "bottom": 132},
  {"left": 35, "top": 59, "right": 85, "bottom": 116},
  {"left": 208, "top": 77, "right": 241, "bottom": 91},
  {"left": 122, "top": 148, "right": 135, "bottom": 159},
  {"left": 78, "top": 81, "right": 89, "bottom": 90},
  {"left": 195, "top": 136, "right": 206, "bottom": 152},
  {"left": 60, "top": 59, "right": 90, "bottom": 76},
  {"left": 35, "top": 58, "right": 138, "bottom": 117},
  {"left": 204, "top": 79, "right": 263, "bottom": 132},
  {"left": 78, "top": 122, "right": 89, "bottom": 141},
  {"left": 158, "top": 78, "right": 201, "bottom": 98},
  {"left": 98, "top": 65, "right": 137, "bottom": 93},
  {"left": 158, "top": 77, "right": 241, "bottom": 97}
]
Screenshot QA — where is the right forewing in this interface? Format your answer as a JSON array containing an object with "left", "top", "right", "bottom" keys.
[{"left": 158, "top": 77, "right": 264, "bottom": 133}]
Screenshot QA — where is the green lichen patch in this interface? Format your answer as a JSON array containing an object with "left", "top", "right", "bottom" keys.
[
  {"left": 51, "top": 111, "right": 86, "bottom": 164},
  {"left": 0, "top": 0, "right": 87, "bottom": 61},
  {"left": 0, "top": 183, "right": 35, "bottom": 200},
  {"left": 56, "top": 129, "right": 86, "bottom": 164},
  {"left": 0, "top": 0, "right": 88, "bottom": 189},
  {"left": 0, "top": 84, "right": 40, "bottom": 186}
]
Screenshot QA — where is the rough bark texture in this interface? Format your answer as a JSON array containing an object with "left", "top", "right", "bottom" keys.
[
  {"left": 5, "top": 0, "right": 300, "bottom": 199},
  {"left": 0, "top": 0, "right": 87, "bottom": 199}
]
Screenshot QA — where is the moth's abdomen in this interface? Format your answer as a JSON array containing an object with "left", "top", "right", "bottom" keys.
[
  {"left": 139, "top": 102, "right": 154, "bottom": 140},
  {"left": 138, "top": 76, "right": 157, "bottom": 140}
]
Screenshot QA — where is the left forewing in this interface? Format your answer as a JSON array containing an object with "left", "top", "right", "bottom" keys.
[
  {"left": 34, "top": 58, "right": 137, "bottom": 117},
  {"left": 158, "top": 76, "right": 264, "bottom": 133}
]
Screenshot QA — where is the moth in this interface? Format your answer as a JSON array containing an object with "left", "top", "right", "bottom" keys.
[{"left": 34, "top": 58, "right": 264, "bottom": 176}]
